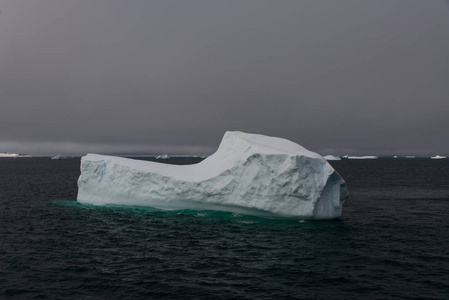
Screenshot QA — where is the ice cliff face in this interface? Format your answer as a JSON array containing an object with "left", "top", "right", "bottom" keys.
[{"left": 77, "top": 131, "right": 348, "bottom": 219}]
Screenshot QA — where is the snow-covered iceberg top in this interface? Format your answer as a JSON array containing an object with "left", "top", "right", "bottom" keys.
[{"left": 77, "top": 131, "right": 348, "bottom": 219}]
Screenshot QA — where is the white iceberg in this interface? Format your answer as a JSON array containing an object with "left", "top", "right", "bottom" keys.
[
  {"left": 324, "top": 155, "right": 341, "bottom": 161},
  {"left": 51, "top": 154, "right": 67, "bottom": 160},
  {"left": 0, "top": 152, "right": 31, "bottom": 158},
  {"left": 431, "top": 155, "right": 446, "bottom": 159},
  {"left": 0, "top": 152, "right": 19, "bottom": 158},
  {"left": 347, "top": 156, "right": 378, "bottom": 160},
  {"left": 77, "top": 131, "right": 348, "bottom": 219}
]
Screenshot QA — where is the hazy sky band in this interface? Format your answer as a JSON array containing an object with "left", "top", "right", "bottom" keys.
[{"left": 0, "top": 0, "right": 448, "bottom": 155}]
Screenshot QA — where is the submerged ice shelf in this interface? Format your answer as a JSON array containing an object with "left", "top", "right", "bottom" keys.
[{"left": 77, "top": 131, "right": 348, "bottom": 219}]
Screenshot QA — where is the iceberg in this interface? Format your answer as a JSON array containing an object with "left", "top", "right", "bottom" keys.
[
  {"left": 324, "top": 155, "right": 341, "bottom": 161},
  {"left": 347, "top": 155, "right": 378, "bottom": 160},
  {"left": 0, "top": 152, "right": 31, "bottom": 158},
  {"left": 0, "top": 152, "right": 19, "bottom": 158},
  {"left": 51, "top": 154, "right": 67, "bottom": 160},
  {"left": 77, "top": 131, "right": 348, "bottom": 219}
]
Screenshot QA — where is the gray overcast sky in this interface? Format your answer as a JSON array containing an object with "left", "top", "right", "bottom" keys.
[{"left": 1, "top": 0, "right": 448, "bottom": 156}]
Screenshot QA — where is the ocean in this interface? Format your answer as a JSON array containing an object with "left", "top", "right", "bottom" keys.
[{"left": 0, "top": 157, "right": 448, "bottom": 299}]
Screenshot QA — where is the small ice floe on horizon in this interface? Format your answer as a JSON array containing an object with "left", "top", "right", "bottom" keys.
[
  {"left": 155, "top": 154, "right": 170, "bottom": 159},
  {"left": 323, "top": 155, "right": 341, "bottom": 161},
  {"left": 77, "top": 131, "right": 348, "bottom": 220},
  {"left": 405, "top": 156, "right": 416, "bottom": 159},
  {"left": 431, "top": 155, "right": 446, "bottom": 159},
  {"left": 51, "top": 154, "right": 67, "bottom": 160}
]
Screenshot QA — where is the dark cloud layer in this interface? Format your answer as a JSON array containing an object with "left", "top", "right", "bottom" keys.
[{"left": 1, "top": 0, "right": 448, "bottom": 155}]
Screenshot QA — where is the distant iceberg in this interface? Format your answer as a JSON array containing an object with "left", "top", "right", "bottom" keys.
[
  {"left": 324, "top": 155, "right": 341, "bottom": 161},
  {"left": 155, "top": 154, "right": 170, "bottom": 160},
  {"left": 0, "top": 152, "right": 19, "bottom": 158},
  {"left": 77, "top": 131, "right": 348, "bottom": 219},
  {"left": 347, "top": 156, "right": 378, "bottom": 160},
  {"left": 431, "top": 155, "right": 446, "bottom": 160},
  {"left": 0, "top": 152, "right": 31, "bottom": 158},
  {"left": 51, "top": 154, "right": 67, "bottom": 160}
]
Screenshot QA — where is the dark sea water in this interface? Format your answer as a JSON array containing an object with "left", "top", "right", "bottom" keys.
[{"left": 1, "top": 157, "right": 449, "bottom": 299}]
